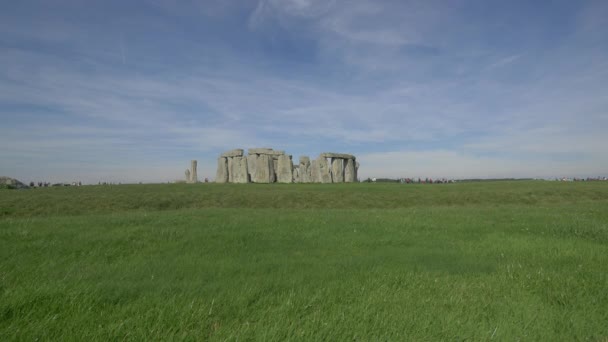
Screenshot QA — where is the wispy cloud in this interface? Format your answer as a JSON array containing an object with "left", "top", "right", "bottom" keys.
[{"left": 486, "top": 54, "right": 523, "bottom": 69}]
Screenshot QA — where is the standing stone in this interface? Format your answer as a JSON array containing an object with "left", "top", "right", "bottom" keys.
[
  {"left": 277, "top": 154, "right": 293, "bottom": 183},
  {"left": 310, "top": 159, "right": 319, "bottom": 183},
  {"left": 293, "top": 165, "right": 300, "bottom": 183},
  {"left": 355, "top": 161, "right": 360, "bottom": 182},
  {"left": 227, "top": 157, "right": 234, "bottom": 183},
  {"left": 272, "top": 158, "right": 278, "bottom": 183},
  {"left": 268, "top": 157, "right": 276, "bottom": 183},
  {"left": 216, "top": 157, "right": 228, "bottom": 183},
  {"left": 331, "top": 158, "right": 344, "bottom": 183},
  {"left": 254, "top": 154, "right": 273, "bottom": 183},
  {"left": 299, "top": 156, "right": 311, "bottom": 183},
  {"left": 306, "top": 163, "right": 313, "bottom": 182},
  {"left": 247, "top": 154, "right": 257, "bottom": 180},
  {"left": 344, "top": 158, "right": 355, "bottom": 182},
  {"left": 185, "top": 169, "right": 191, "bottom": 183},
  {"left": 190, "top": 160, "right": 198, "bottom": 183},
  {"left": 233, "top": 156, "right": 249, "bottom": 183},
  {"left": 317, "top": 157, "right": 332, "bottom": 183}
]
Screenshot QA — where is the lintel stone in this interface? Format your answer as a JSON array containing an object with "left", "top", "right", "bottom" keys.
[
  {"left": 320, "top": 152, "right": 355, "bottom": 160},
  {"left": 221, "top": 149, "right": 244, "bottom": 157}
]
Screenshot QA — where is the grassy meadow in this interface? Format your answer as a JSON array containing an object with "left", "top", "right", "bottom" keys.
[{"left": 1, "top": 181, "right": 607, "bottom": 340}]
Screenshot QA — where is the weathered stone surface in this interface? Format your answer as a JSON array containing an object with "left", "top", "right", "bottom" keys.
[
  {"left": 265, "top": 150, "right": 285, "bottom": 156},
  {"left": 232, "top": 156, "right": 249, "bottom": 183},
  {"left": 320, "top": 152, "right": 355, "bottom": 160},
  {"left": 253, "top": 154, "right": 274, "bottom": 183},
  {"left": 317, "top": 157, "right": 332, "bottom": 183},
  {"left": 299, "top": 156, "right": 311, "bottom": 183},
  {"left": 344, "top": 158, "right": 355, "bottom": 182},
  {"left": 185, "top": 169, "right": 191, "bottom": 182},
  {"left": 272, "top": 159, "right": 278, "bottom": 182},
  {"left": 227, "top": 157, "right": 234, "bottom": 182},
  {"left": 310, "top": 159, "right": 319, "bottom": 183},
  {"left": 248, "top": 148, "right": 285, "bottom": 156},
  {"left": 248, "top": 148, "right": 274, "bottom": 154},
  {"left": 247, "top": 154, "right": 257, "bottom": 178},
  {"left": 221, "top": 149, "right": 244, "bottom": 158},
  {"left": 293, "top": 165, "right": 300, "bottom": 183},
  {"left": 306, "top": 167, "right": 312, "bottom": 183},
  {"left": 355, "top": 161, "right": 360, "bottom": 182},
  {"left": 215, "top": 148, "right": 358, "bottom": 184},
  {"left": 331, "top": 158, "right": 344, "bottom": 183},
  {"left": 190, "top": 160, "right": 198, "bottom": 183},
  {"left": 215, "top": 157, "right": 228, "bottom": 183},
  {"left": 277, "top": 154, "right": 293, "bottom": 183}
]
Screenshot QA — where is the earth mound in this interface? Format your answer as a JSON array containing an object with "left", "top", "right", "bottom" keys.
[{"left": 0, "top": 176, "right": 29, "bottom": 189}]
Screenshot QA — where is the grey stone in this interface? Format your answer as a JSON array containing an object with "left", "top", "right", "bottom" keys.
[
  {"left": 185, "top": 169, "right": 191, "bottom": 182},
  {"left": 248, "top": 148, "right": 285, "bottom": 156},
  {"left": 299, "top": 156, "right": 311, "bottom": 183},
  {"left": 221, "top": 149, "right": 244, "bottom": 158},
  {"left": 299, "top": 156, "right": 310, "bottom": 164},
  {"left": 253, "top": 154, "right": 274, "bottom": 183},
  {"left": 247, "top": 154, "right": 257, "bottom": 178},
  {"left": 317, "top": 157, "right": 332, "bottom": 183},
  {"left": 227, "top": 157, "right": 234, "bottom": 182},
  {"left": 293, "top": 165, "right": 300, "bottom": 183},
  {"left": 232, "top": 156, "right": 249, "bottom": 183},
  {"left": 215, "top": 148, "right": 358, "bottom": 184},
  {"left": 320, "top": 152, "right": 355, "bottom": 160},
  {"left": 266, "top": 150, "right": 285, "bottom": 156},
  {"left": 344, "top": 158, "right": 355, "bottom": 182},
  {"left": 355, "top": 161, "right": 360, "bottom": 182},
  {"left": 306, "top": 163, "right": 313, "bottom": 183},
  {"left": 272, "top": 159, "right": 278, "bottom": 182},
  {"left": 331, "top": 158, "right": 344, "bottom": 183},
  {"left": 310, "top": 159, "right": 319, "bottom": 183},
  {"left": 215, "top": 157, "right": 228, "bottom": 183},
  {"left": 277, "top": 154, "right": 293, "bottom": 183},
  {"left": 248, "top": 148, "right": 274, "bottom": 154},
  {"left": 190, "top": 160, "right": 198, "bottom": 183}
]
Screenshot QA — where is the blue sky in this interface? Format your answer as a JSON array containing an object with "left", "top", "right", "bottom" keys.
[{"left": 1, "top": 0, "right": 607, "bottom": 183}]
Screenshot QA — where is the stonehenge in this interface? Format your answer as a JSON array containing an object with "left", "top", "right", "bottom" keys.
[{"left": 216, "top": 148, "right": 358, "bottom": 184}]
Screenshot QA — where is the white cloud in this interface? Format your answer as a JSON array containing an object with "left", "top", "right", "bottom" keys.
[{"left": 486, "top": 54, "right": 523, "bottom": 69}]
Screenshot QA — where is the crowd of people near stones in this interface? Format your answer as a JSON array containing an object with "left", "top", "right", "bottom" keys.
[
  {"left": 557, "top": 177, "right": 607, "bottom": 181},
  {"left": 29, "top": 181, "right": 82, "bottom": 187},
  {"left": 29, "top": 182, "right": 51, "bottom": 187},
  {"left": 367, "top": 177, "right": 454, "bottom": 184},
  {"left": 400, "top": 178, "right": 454, "bottom": 184}
]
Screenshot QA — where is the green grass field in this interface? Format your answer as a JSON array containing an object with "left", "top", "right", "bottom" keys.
[{"left": 1, "top": 181, "right": 607, "bottom": 340}]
